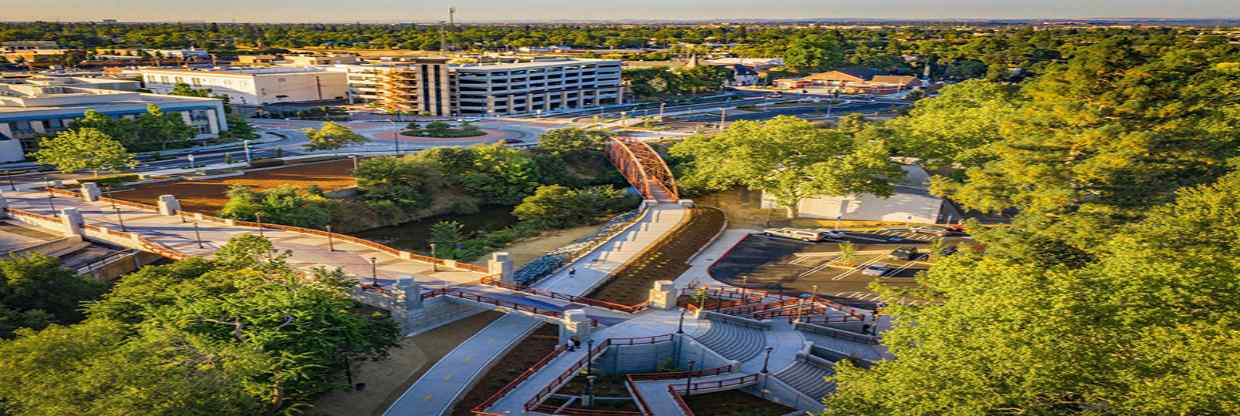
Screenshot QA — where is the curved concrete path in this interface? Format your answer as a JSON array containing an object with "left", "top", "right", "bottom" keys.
[{"left": 384, "top": 203, "right": 688, "bottom": 416}]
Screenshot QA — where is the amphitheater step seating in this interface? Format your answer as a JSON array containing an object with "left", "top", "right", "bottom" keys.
[
  {"left": 691, "top": 320, "right": 766, "bottom": 362},
  {"left": 775, "top": 360, "right": 836, "bottom": 400}
]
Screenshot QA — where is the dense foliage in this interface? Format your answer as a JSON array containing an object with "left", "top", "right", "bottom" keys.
[
  {"left": 814, "top": 31, "right": 1240, "bottom": 415},
  {"left": 67, "top": 107, "right": 196, "bottom": 152},
  {"left": 514, "top": 185, "right": 638, "bottom": 229},
  {"left": 623, "top": 65, "right": 732, "bottom": 100},
  {"left": 31, "top": 127, "right": 136, "bottom": 175},
  {"left": 670, "top": 116, "right": 904, "bottom": 217},
  {"left": 3, "top": 22, "right": 1207, "bottom": 82},
  {"left": 0, "top": 235, "right": 400, "bottom": 415},
  {"left": 0, "top": 254, "right": 106, "bottom": 339},
  {"left": 219, "top": 185, "right": 333, "bottom": 228},
  {"left": 303, "top": 121, "right": 367, "bottom": 150}
]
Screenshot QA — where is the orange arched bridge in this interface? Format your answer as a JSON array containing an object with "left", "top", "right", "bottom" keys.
[{"left": 606, "top": 137, "right": 679, "bottom": 202}]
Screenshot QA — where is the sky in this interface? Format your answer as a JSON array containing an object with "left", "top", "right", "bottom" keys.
[{"left": 0, "top": 0, "right": 1235, "bottom": 23}]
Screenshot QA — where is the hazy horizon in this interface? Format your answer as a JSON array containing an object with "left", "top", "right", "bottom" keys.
[{"left": 0, "top": 0, "right": 1236, "bottom": 24}]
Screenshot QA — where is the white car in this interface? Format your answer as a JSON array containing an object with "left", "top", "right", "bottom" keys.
[
  {"left": 763, "top": 228, "right": 827, "bottom": 242},
  {"left": 861, "top": 264, "right": 895, "bottom": 277}
]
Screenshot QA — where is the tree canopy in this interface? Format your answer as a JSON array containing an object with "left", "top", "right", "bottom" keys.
[
  {"left": 825, "top": 170, "right": 1240, "bottom": 415},
  {"left": 304, "top": 121, "right": 367, "bottom": 150},
  {"left": 0, "top": 235, "right": 399, "bottom": 415},
  {"left": 32, "top": 127, "right": 136, "bottom": 175},
  {"left": 670, "top": 116, "right": 904, "bottom": 216},
  {"left": 0, "top": 254, "right": 106, "bottom": 339}
]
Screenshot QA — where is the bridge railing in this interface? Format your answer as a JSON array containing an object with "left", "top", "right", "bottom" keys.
[
  {"left": 480, "top": 276, "right": 649, "bottom": 314},
  {"left": 48, "top": 186, "right": 483, "bottom": 272}
]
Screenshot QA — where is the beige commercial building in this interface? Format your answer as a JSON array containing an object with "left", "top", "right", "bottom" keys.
[
  {"left": 327, "top": 58, "right": 452, "bottom": 116},
  {"left": 140, "top": 67, "right": 348, "bottom": 106}
]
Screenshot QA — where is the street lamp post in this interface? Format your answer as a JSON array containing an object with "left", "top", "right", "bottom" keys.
[
  {"left": 326, "top": 224, "right": 335, "bottom": 252},
  {"left": 586, "top": 339, "right": 594, "bottom": 376},
  {"left": 718, "top": 107, "right": 726, "bottom": 131},
  {"left": 761, "top": 346, "right": 774, "bottom": 373},
  {"left": 243, "top": 140, "right": 252, "bottom": 163},
  {"left": 44, "top": 177, "right": 55, "bottom": 214},
  {"left": 658, "top": 102, "right": 666, "bottom": 122},
  {"left": 113, "top": 204, "right": 126, "bottom": 231},
  {"left": 429, "top": 243, "right": 438, "bottom": 272},
  {"left": 677, "top": 308, "right": 686, "bottom": 334},
  {"left": 193, "top": 222, "right": 204, "bottom": 248},
  {"left": 740, "top": 276, "right": 748, "bottom": 302},
  {"left": 255, "top": 213, "right": 264, "bottom": 237},
  {"left": 369, "top": 256, "right": 378, "bottom": 287}
]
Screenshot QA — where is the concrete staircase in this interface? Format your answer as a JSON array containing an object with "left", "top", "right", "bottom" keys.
[
  {"left": 775, "top": 360, "right": 835, "bottom": 400},
  {"left": 692, "top": 320, "right": 766, "bottom": 362}
]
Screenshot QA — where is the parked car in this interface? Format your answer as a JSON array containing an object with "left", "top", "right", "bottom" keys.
[
  {"left": 861, "top": 264, "right": 895, "bottom": 276},
  {"left": 888, "top": 247, "right": 924, "bottom": 261},
  {"left": 763, "top": 228, "right": 827, "bottom": 242},
  {"left": 911, "top": 225, "right": 952, "bottom": 236},
  {"left": 939, "top": 245, "right": 958, "bottom": 257},
  {"left": 502, "top": 138, "right": 525, "bottom": 144}
]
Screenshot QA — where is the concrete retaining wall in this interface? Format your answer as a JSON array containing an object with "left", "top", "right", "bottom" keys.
[
  {"left": 405, "top": 296, "right": 490, "bottom": 336},
  {"left": 704, "top": 310, "right": 771, "bottom": 330},
  {"left": 597, "top": 339, "right": 677, "bottom": 375},
  {"left": 745, "top": 374, "right": 826, "bottom": 414},
  {"left": 675, "top": 334, "right": 736, "bottom": 373},
  {"left": 795, "top": 322, "right": 879, "bottom": 345}
]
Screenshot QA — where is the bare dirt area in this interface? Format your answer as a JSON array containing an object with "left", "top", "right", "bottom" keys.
[
  {"left": 589, "top": 208, "right": 726, "bottom": 305},
  {"left": 450, "top": 323, "right": 561, "bottom": 416},
  {"left": 682, "top": 390, "right": 795, "bottom": 416},
  {"left": 111, "top": 159, "right": 356, "bottom": 214},
  {"left": 310, "top": 311, "right": 502, "bottom": 416}
]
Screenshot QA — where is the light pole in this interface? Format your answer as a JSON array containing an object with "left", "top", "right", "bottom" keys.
[
  {"left": 392, "top": 113, "right": 400, "bottom": 155},
  {"left": 429, "top": 243, "right": 438, "bottom": 272},
  {"left": 677, "top": 308, "right": 686, "bottom": 334},
  {"left": 113, "top": 204, "right": 126, "bottom": 231},
  {"left": 369, "top": 256, "right": 378, "bottom": 287},
  {"left": 326, "top": 224, "right": 335, "bottom": 252},
  {"left": 718, "top": 107, "right": 726, "bottom": 131},
  {"left": 44, "top": 177, "right": 55, "bottom": 214},
  {"left": 187, "top": 153, "right": 195, "bottom": 169},
  {"left": 193, "top": 222, "right": 204, "bottom": 248},
  {"left": 761, "top": 346, "right": 774, "bottom": 373},
  {"left": 243, "top": 140, "right": 252, "bottom": 163},
  {"left": 658, "top": 102, "right": 666, "bottom": 122},
  {"left": 586, "top": 339, "right": 594, "bottom": 376},
  {"left": 255, "top": 212, "right": 264, "bottom": 237},
  {"left": 8, "top": 177, "right": 15, "bottom": 191},
  {"left": 835, "top": 215, "right": 842, "bottom": 230},
  {"left": 810, "top": 284, "right": 819, "bottom": 313}
]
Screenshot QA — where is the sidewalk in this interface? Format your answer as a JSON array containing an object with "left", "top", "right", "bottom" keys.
[{"left": 383, "top": 204, "right": 688, "bottom": 416}]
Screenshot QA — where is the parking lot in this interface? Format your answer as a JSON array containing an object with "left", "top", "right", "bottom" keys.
[{"left": 709, "top": 229, "right": 966, "bottom": 306}]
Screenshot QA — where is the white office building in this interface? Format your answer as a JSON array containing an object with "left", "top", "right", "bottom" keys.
[
  {"left": 0, "top": 77, "right": 227, "bottom": 162},
  {"left": 140, "top": 67, "right": 348, "bottom": 106},
  {"left": 762, "top": 165, "right": 952, "bottom": 224}
]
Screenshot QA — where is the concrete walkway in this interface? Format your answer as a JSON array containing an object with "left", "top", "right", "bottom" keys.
[
  {"left": 384, "top": 203, "right": 688, "bottom": 416},
  {"left": 1, "top": 190, "right": 486, "bottom": 286},
  {"left": 673, "top": 228, "right": 755, "bottom": 289}
]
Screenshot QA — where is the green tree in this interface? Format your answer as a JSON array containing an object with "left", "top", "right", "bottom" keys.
[
  {"left": 0, "top": 235, "right": 401, "bottom": 415},
  {"left": 32, "top": 128, "right": 136, "bottom": 176},
  {"left": 513, "top": 185, "right": 636, "bottom": 229},
  {"left": 304, "top": 121, "right": 367, "bottom": 150},
  {"left": 354, "top": 156, "right": 443, "bottom": 209},
  {"left": 136, "top": 104, "right": 197, "bottom": 151},
  {"left": 0, "top": 254, "right": 106, "bottom": 339},
  {"left": 885, "top": 80, "right": 1021, "bottom": 171},
  {"left": 670, "top": 116, "right": 903, "bottom": 217},
  {"left": 219, "top": 185, "right": 332, "bottom": 228},
  {"left": 784, "top": 34, "right": 846, "bottom": 73},
  {"left": 536, "top": 128, "right": 611, "bottom": 156},
  {"left": 933, "top": 41, "right": 1240, "bottom": 244},
  {"left": 429, "top": 221, "right": 465, "bottom": 245},
  {"left": 168, "top": 82, "right": 211, "bottom": 97},
  {"left": 825, "top": 170, "right": 1240, "bottom": 415}
]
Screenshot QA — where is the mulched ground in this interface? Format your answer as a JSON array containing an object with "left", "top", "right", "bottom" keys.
[
  {"left": 110, "top": 159, "right": 356, "bottom": 214},
  {"left": 450, "top": 323, "right": 562, "bottom": 416},
  {"left": 682, "top": 390, "right": 795, "bottom": 416},
  {"left": 588, "top": 207, "right": 726, "bottom": 305}
]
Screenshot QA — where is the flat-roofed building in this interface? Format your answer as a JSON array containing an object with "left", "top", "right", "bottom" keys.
[
  {"left": 0, "top": 41, "right": 58, "bottom": 53},
  {"left": 140, "top": 67, "right": 348, "bottom": 106},
  {"left": 0, "top": 77, "right": 228, "bottom": 162},
  {"left": 326, "top": 58, "right": 452, "bottom": 116},
  {"left": 452, "top": 58, "right": 622, "bottom": 116},
  {"left": 283, "top": 54, "right": 360, "bottom": 66}
]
